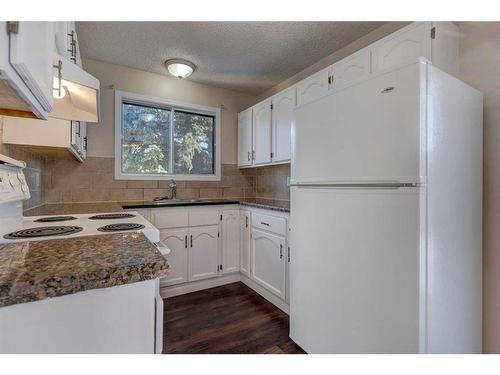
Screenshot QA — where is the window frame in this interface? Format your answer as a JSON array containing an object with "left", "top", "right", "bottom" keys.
[{"left": 114, "top": 90, "right": 221, "bottom": 181}]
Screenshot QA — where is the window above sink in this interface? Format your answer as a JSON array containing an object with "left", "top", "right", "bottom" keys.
[{"left": 114, "top": 90, "right": 221, "bottom": 181}]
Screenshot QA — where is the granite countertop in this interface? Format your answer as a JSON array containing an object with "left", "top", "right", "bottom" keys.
[
  {"left": 121, "top": 199, "right": 240, "bottom": 209},
  {"left": 123, "top": 198, "right": 290, "bottom": 212},
  {"left": 24, "top": 202, "right": 125, "bottom": 216},
  {"left": 238, "top": 198, "right": 290, "bottom": 213},
  {"left": 24, "top": 198, "right": 290, "bottom": 217},
  {"left": 0, "top": 232, "right": 169, "bottom": 308}
]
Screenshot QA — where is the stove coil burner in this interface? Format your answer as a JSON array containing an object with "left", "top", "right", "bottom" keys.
[
  {"left": 34, "top": 216, "right": 78, "bottom": 223},
  {"left": 89, "top": 213, "right": 136, "bottom": 220},
  {"left": 3, "top": 226, "right": 83, "bottom": 240},
  {"left": 97, "top": 223, "right": 145, "bottom": 232}
]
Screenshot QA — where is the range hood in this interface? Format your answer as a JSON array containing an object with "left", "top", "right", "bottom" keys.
[{"left": 51, "top": 53, "right": 100, "bottom": 123}]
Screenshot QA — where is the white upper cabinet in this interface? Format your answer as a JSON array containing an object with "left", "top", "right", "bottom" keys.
[
  {"left": 2, "top": 116, "right": 87, "bottom": 162},
  {"left": 221, "top": 210, "right": 240, "bottom": 274},
  {"left": 237, "top": 22, "right": 459, "bottom": 169},
  {"left": 252, "top": 99, "right": 272, "bottom": 165},
  {"left": 237, "top": 108, "right": 253, "bottom": 167},
  {"left": 296, "top": 66, "right": 330, "bottom": 107},
  {"left": 0, "top": 22, "right": 55, "bottom": 119},
  {"left": 271, "top": 88, "right": 294, "bottom": 163},
  {"left": 55, "top": 22, "right": 82, "bottom": 67},
  {"left": 189, "top": 225, "right": 219, "bottom": 282},
  {"left": 8, "top": 22, "right": 55, "bottom": 113},
  {"left": 330, "top": 49, "right": 372, "bottom": 91},
  {"left": 372, "top": 22, "right": 432, "bottom": 73}
]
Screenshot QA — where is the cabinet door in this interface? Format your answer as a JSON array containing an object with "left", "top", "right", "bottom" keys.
[
  {"left": 55, "top": 22, "right": 81, "bottom": 67},
  {"left": 8, "top": 22, "right": 55, "bottom": 112},
  {"left": 221, "top": 210, "right": 240, "bottom": 274},
  {"left": 240, "top": 211, "right": 251, "bottom": 277},
  {"left": 251, "top": 228, "right": 286, "bottom": 299},
  {"left": 189, "top": 225, "right": 219, "bottom": 282},
  {"left": 69, "top": 121, "right": 85, "bottom": 161},
  {"left": 272, "top": 88, "right": 294, "bottom": 163},
  {"left": 372, "top": 22, "right": 431, "bottom": 73},
  {"left": 296, "top": 66, "right": 330, "bottom": 107},
  {"left": 237, "top": 108, "right": 253, "bottom": 167},
  {"left": 331, "top": 49, "right": 372, "bottom": 91},
  {"left": 80, "top": 122, "right": 87, "bottom": 159},
  {"left": 159, "top": 228, "right": 189, "bottom": 286},
  {"left": 252, "top": 99, "right": 272, "bottom": 165}
]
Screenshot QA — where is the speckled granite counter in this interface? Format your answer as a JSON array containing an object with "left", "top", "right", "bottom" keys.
[
  {"left": 24, "top": 202, "right": 125, "bottom": 216},
  {"left": 23, "top": 199, "right": 290, "bottom": 217},
  {"left": 0, "top": 232, "right": 169, "bottom": 308},
  {"left": 238, "top": 198, "right": 290, "bottom": 213}
]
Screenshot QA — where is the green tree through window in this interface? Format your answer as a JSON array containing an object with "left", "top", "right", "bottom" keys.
[{"left": 121, "top": 102, "right": 215, "bottom": 176}]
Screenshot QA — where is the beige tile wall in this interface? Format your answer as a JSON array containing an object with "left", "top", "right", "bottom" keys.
[
  {"left": 42, "top": 156, "right": 290, "bottom": 203},
  {"left": 0, "top": 117, "right": 45, "bottom": 210},
  {"left": 241, "top": 163, "right": 290, "bottom": 201}
]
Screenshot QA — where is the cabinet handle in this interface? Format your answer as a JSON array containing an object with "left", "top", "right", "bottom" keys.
[
  {"left": 280, "top": 244, "right": 283, "bottom": 259},
  {"left": 260, "top": 222, "right": 270, "bottom": 227},
  {"left": 245, "top": 216, "right": 249, "bottom": 228},
  {"left": 73, "top": 38, "right": 78, "bottom": 63},
  {"left": 184, "top": 235, "right": 187, "bottom": 248},
  {"left": 68, "top": 30, "right": 77, "bottom": 63},
  {"left": 287, "top": 247, "right": 290, "bottom": 263},
  {"left": 247, "top": 151, "right": 250, "bottom": 161},
  {"left": 252, "top": 150, "right": 255, "bottom": 160},
  {"left": 190, "top": 235, "right": 193, "bottom": 248}
]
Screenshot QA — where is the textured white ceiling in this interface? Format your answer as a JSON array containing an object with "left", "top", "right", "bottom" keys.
[{"left": 76, "top": 22, "right": 383, "bottom": 95}]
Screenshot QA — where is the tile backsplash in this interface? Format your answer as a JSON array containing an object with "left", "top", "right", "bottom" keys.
[
  {"left": 42, "top": 156, "right": 290, "bottom": 204},
  {"left": 0, "top": 117, "right": 45, "bottom": 210}
]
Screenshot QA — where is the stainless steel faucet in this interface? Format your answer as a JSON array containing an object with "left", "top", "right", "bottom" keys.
[{"left": 169, "top": 179, "right": 177, "bottom": 200}]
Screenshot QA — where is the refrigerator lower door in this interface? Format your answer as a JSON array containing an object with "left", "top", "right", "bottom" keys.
[{"left": 289, "top": 186, "right": 423, "bottom": 353}]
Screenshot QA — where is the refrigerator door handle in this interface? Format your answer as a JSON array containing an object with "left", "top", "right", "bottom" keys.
[{"left": 290, "top": 182, "right": 419, "bottom": 189}]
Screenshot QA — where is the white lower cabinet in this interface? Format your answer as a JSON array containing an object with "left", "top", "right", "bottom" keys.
[
  {"left": 250, "top": 228, "right": 287, "bottom": 300},
  {"left": 189, "top": 225, "right": 219, "bottom": 281},
  {"left": 221, "top": 210, "right": 240, "bottom": 274},
  {"left": 155, "top": 205, "right": 290, "bottom": 311},
  {"left": 160, "top": 228, "right": 189, "bottom": 286},
  {"left": 240, "top": 210, "right": 251, "bottom": 277}
]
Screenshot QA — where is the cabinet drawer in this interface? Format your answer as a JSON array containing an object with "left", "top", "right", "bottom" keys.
[
  {"left": 189, "top": 209, "right": 220, "bottom": 226},
  {"left": 152, "top": 208, "right": 189, "bottom": 229},
  {"left": 252, "top": 212, "right": 287, "bottom": 236}
]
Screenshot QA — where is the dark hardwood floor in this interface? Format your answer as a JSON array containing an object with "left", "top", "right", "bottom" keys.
[{"left": 162, "top": 282, "right": 305, "bottom": 354}]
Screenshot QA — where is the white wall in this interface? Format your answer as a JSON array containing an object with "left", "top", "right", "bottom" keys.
[
  {"left": 458, "top": 22, "right": 500, "bottom": 353},
  {"left": 82, "top": 59, "right": 257, "bottom": 163}
]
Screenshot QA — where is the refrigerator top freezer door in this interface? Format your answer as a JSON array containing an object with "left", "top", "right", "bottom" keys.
[{"left": 291, "top": 61, "right": 426, "bottom": 185}]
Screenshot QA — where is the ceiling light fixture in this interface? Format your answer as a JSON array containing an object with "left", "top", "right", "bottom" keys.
[{"left": 165, "top": 59, "right": 195, "bottom": 79}]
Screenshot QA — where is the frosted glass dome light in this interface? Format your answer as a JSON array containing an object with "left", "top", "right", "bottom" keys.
[{"left": 165, "top": 59, "right": 195, "bottom": 79}]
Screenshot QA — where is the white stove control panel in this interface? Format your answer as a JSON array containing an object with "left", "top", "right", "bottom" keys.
[{"left": 0, "top": 164, "right": 30, "bottom": 203}]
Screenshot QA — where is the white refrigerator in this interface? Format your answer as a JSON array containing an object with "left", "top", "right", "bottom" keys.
[{"left": 289, "top": 59, "right": 483, "bottom": 354}]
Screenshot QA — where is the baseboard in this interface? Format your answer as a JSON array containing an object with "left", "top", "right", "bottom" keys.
[
  {"left": 240, "top": 275, "right": 289, "bottom": 315},
  {"left": 160, "top": 273, "right": 241, "bottom": 298},
  {"left": 160, "top": 273, "right": 290, "bottom": 315}
]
